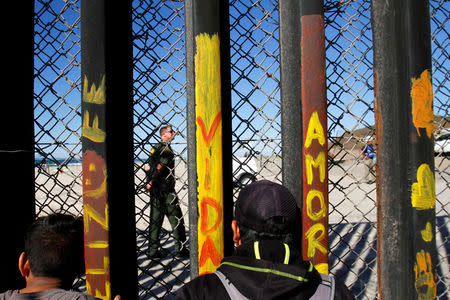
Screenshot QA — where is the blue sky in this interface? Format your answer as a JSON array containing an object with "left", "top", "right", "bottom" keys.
[{"left": 34, "top": 0, "right": 448, "bottom": 160}]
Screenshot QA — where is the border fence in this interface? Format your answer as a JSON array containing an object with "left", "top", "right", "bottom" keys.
[{"left": 0, "top": 0, "right": 448, "bottom": 299}]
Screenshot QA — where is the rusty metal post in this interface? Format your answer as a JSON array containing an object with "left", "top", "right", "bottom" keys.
[
  {"left": 299, "top": 0, "right": 329, "bottom": 275},
  {"left": 372, "top": 0, "right": 437, "bottom": 299},
  {"left": 0, "top": 0, "right": 35, "bottom": 291},
  {"left": 279, "top": 0, "right": 303, "bottom": 250},
  {"left": 80, "top": 1, "right": 137, "bottom": 299},
  {"left": 185, "top": 0, "right": 233, "bottom": 277}
]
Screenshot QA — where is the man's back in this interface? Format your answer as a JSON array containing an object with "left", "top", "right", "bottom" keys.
[
  {"left": 175, "top": 180, "right": 354, "bottom": 300},
  {"left": 175, "top": 240, "right": 354, "bottom": 300}
]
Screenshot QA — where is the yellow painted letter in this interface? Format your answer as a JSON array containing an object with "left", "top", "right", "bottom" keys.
[
  {"left": 304, "top": 112, "right": 325, "bottom": 149},
  {"left": 305, "top": 223, "right": 327, "bottom": 258},
  {"left": 305, "top": 152, "right": 326, "bottom": 185}
]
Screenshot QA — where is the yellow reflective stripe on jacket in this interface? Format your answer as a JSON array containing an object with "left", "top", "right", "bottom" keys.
[
  {"left": 254, "top": 241, "right": 261, "bottom": 259},
  {"left": 283, "top": 243, "right": 290, "bottom": 265},
  {"left": 219, "top": 261, "right": 309, "bottom": 283},
  {"left": 253, "top": 241, "right": 290, "bottom": 265}
]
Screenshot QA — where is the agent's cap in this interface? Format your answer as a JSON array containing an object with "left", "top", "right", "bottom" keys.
[{"left": 235, "top": 180, "right": 299, "bottom": 234}]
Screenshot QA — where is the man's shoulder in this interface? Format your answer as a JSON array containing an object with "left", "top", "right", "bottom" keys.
[
  {"left": 0, "top": 289, "right": 18, "bottom": 300},
  {"left": 317, "top": 274, "right": 355, "bottom": 300},
  {"left": 41, "top": 289, "right": 98, "bottom": 300},
  {"left": 0, "top": 289, "right": 98, "bottom": 300},
  {"left": 151, "top": 142, "right": 172, "bottom": 154},
  {"left": 175, "top": 273, "right": 229, "bottom": 300},
  {"left": 151, "top": 142, "right": 164, "bottom": 152}
]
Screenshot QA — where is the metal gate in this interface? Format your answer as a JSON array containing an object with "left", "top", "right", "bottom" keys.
[{"left": 30, "top": 0, "right": 449, "bottom": 299}]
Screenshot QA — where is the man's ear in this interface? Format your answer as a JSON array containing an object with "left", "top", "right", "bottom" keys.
[
  {"left": 231, "top": 220, "right": 241, "bottom": 247},
  {"left": 18, "top": 252, "right": 30, "bottom": 278}
]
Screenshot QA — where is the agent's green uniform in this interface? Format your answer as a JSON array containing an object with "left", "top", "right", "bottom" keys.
[{"left": 146, "top": 141, "right": 187, "bottom": 256}]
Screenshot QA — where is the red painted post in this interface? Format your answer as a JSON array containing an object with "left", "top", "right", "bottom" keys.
[{"left": 300, "top": 0, "right": 329, "bottom": 275}]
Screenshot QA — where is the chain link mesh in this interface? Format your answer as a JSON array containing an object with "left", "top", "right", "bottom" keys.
[
  {"left": 230, "top": 0, "right": 282, "bottom": 191},
  {"left": 34, "top": 0, "right": 83, "bottom": 217},
  {"left": 132, "top": 1, "right": 189, "bottom": 298},
  {"left": 32, "top": 0, "right": 449, "bottom": 299},
  {"left": 324, "top": 1, "right": 378, "bottom": 298},
  {"left": 430, "top": 1, "right": 450, "bottom": 298}
]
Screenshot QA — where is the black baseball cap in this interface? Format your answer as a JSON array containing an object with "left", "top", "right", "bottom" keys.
[{"left": 234, "top": 180, "right": 299, "bottom": 234}]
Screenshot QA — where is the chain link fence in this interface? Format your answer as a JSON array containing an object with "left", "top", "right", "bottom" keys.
[
  {"left": 33, "top": 0, "right": 449, "bottom": 299},
  {"left": 324, "top": 0, "right": 378, "bottom": 297},
  {"left": 34, "top": 0, "right": 83, "bottom": 217},
  {"left": 132, "top": 1, "right": 190, "bottom": 298},
  {"left": 430, "top": 1, "right": 450, "bottom": 298}
]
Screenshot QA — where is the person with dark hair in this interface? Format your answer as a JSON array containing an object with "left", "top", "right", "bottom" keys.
[
  {"left": 144, "top": 125, "right": 188, "bottom": 258},
  {"left": 0, "top": 213, "right": 97, "bottom": 299},
  {"left": 360, "top": 140, "right": 376, "bottom": 184},
  {"left": 175, "top": 180, "right": 354, "bottom": 300}
]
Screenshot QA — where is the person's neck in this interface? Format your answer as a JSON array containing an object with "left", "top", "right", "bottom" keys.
[{"left": 20, "top": 276, "right": 63, "bottom": 294}]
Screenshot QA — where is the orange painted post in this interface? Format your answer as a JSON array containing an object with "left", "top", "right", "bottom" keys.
[
  {"left": 372, "top": 0, "right": 437, "bottom": 299},
  {"left": 300, "top": 0, "right": 329, "bottom": 275},
  {"left": 185, "top": 0, "right": 233, "bottom": 277},
  {"left": 81, "top": 1, "right": 137, "bottom": 299}
]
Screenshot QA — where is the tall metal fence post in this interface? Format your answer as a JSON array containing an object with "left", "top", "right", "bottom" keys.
[
  {"left": 184, "top": 0, "right": 199, "bottom": 279},
  {"left": 80, "top": 1, "right": 138, "bottom": 299},
  {"left": 185, "top": 0, "right": 233, "bottom": 277},
  {"left": 372, "top": 0, "right": 437, "bottom": 299},
  {"left": 0, "top": 1, "right": 35, "bottom": 291},
  {"left": 299, "top": 0, "right": 329, "bottom": 275},
  {"left": 279, "top": 0, "right": 304, "bottom": 251}
]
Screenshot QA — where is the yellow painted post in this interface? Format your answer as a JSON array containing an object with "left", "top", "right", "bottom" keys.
[
  {"left": 195, "top": 34, "right": 224, "bottom": 274},
  {"left": 185, "top": 0, "right": 232, "bottom": 276}
]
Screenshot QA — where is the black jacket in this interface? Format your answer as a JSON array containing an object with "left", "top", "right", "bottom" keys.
[{"left": 175, "top": 240, "right": 354, "bottom": 300}]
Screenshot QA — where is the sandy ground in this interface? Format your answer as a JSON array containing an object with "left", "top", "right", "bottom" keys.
[
  {"left": 34, "top": 154, "right": 449, "bottom": 225},
  {"left": 34, "top": 155, "right": 450, "bottom": 299}
]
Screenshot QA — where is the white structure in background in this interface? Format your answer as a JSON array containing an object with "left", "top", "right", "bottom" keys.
[
  {"left": 435, "top": 128, "right": 450, "bottom": 155},
  {"left": 233, "top": 156, "right": 258, "bottom": 187}
]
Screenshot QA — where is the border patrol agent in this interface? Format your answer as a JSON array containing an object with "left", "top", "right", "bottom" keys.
[{"left": 145, "top": 125, "right": 188, "bottom": 258}]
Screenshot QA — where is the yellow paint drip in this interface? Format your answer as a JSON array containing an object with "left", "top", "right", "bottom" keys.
[{"left": 411, "top": 70, "right": 434, "bottom": 138}]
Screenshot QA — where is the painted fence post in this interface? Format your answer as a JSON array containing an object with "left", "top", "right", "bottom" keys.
[
  {"left": 371, "top": 0, "right": 437, "bottom": 299},
  {"left": 299, "top": 0, "right": 329, "bottom": 275},
  {"left": 185, "top": 0, "right": 233, "bottom": 277},
  {"left": 0, "top": 1, "right": 35, "bottom": 291},
  {"left": 80, "top": 1, "right": 138, "bottom": 299},
  {"left": 279, "top": 0, "right": 304, "bottom": 247}
]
